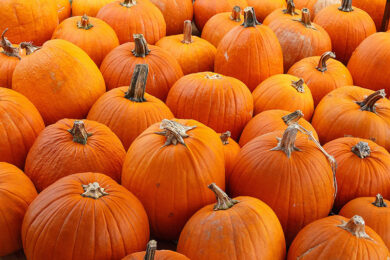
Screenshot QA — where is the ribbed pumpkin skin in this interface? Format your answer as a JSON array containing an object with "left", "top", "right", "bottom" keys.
[
  {"left": 52, "top": 16, "right": 120, "bottom": 67},
  {"left": 294, "top": 0, "right": 341, "bottom": 17},
  {"left": 324, "top": 138, "right": 390, "bottom": 210},
  {"left": 222, "top": 136, "right": 241, "bottom": 182},
  {"left": 96, "top": 0, "right": 166, "bottom": 44},
  {"left": 87, "top": 87, "right": 174, "bottom": 150},
  {"left": 0, "top": 47, "right": 24, "bottom": 89},
  {"left": 72, "top": 0, "right": 116, "bottom": 17},
  {"left": 247, "top": 0, "right": 286, "bottom": 22},
  {"left": 0, "top": 163, "right": 37, "bottom": 256},
  {"left": 353, "top": 0, "right": 386, "bottom": 31},
  {"left": 25, "top": 119, "right": 126, "bottom": 192},
  {"left": 122, "top": 119, "right": 225, "bottom": 240},
  {"left": 166, "top": 73, "right": 253, "bottom": 139},
  {"left": 0, "top": 88, "right": 44, "bottom": 169},
  {"left": 56, "top": 0, "right": 71, "bottom": 22},
  {"left": 12, "top": 39, "right": 106, "bottom": 125},
  {"left": 100, "top": 43, "right": 183, "bottom": 101},
  {"left": 288, "top": 54, "right": 353, "bottom": 106},
  {"left": 239, "top": 109, "right": 318, "bottom": 147},
  {"left": 313, "top": 0, "right": 340, "bottom": 16},
  {"left": 177, "top": 196, "right": 286, "bottom": 259},
  {"left": 263, "top": 7, "right": 302, "bottom": 25},
  {"left": 22, "top": 172, "right": 150, "bottom": 260},
  {"left": 288, "top": 215, "right": 390, "bottom": 259},
  {"left": 123, "top": 250, "right": 189, "bottom": 260},
  {"left": 252, "top": 74, "right": 314, "bottom": 120}
]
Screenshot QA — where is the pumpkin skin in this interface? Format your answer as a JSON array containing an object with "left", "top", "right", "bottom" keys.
[
  {"left": 96, "top": 0, "right": 166, "bottom": 44},
  {"left": 56, "top": 0, "right": 71, "bottom": 22},
  {"left": 72, "top": 0, "right": 116, "bottom": 17},
  {"left": 166, "top": 72, "right": 253, "bottom": 139},
  {"left": 263, "top": 0, "right": 302, "bottom": 25},
  {"left": 25, "top": 119, "right": 126, "bottom": 192},
  {"left": 353, "top": 0, "right": 386, "bottom": 31},
  {"left": 121, "top": 119, "right": 225, "bottom": 240},
  {"left": 294, "top": 0, "right": 341, "bottom": 17},
  {"left": 22, "top": 172, "right": 150, "bottom": 260},
  {"left": 123, "top": 241, "right": 189, "bottom": 260},
  {"left": 247, "top": 0, "right": 286, "bottom": 22},
  {"left": 0, "top": 163, "right": 37, "bottom": 256},
  {"left": 288, "top": 215, "right": 390, "bottom": 259},
  {"left": 288, "top": 51, "right": 353, "bottom": 106},
  {"left": 312, "top": 86, "right": 390, "bottom": 150},
  {"left": 12, "top": 39, "right": 105, "bottom": 125},
  {"left": 219, "top": 131, "right": 241, "bottom": 183}
]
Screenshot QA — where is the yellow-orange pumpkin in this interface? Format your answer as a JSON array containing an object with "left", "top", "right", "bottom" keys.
[
  {"left": 72, "top": 0, "right": 116, "bottom": 17},
  {"left": 56, "top": 0, "right": 71, "bottom": 22},
  {"left": 247, "top": 0, "right": 286, "bottom": 22}
]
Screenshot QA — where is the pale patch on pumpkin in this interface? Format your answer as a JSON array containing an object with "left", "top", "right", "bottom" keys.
[{"left": 224, "top": 51, "right": 229, "bottom": 61}]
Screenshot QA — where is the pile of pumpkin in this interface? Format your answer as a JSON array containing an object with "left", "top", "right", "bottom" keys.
[{"left": 1, "top": 0, "right": 390, "bottom": 259}]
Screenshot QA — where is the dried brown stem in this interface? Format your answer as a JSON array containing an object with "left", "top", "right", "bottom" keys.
[
  {"left": 356, "top": 89, "right": 386, "bottom": 113},
  {"left": 220, "top": 131, "right": 231, "bottom": 145},
  {"left": 0, "top": 29, "right": 21, "bottom": 59},
  {"left": 208, "top": 183, "right": 239, "bottom": 210},
  {"left": 124, "top": 64, "right": 148, "bottom": 102},
  {"left": 317, "top": 51, "right": 336, "bottom": 72},
  {"left": 271, "top": 124, "right": 301, "bottom": 158},
  {"left": 121, "top": 0, "right": 137, "bottom": 7},
  {"left": 81, "top": 182, "right": 108, "bottom": 199},
  {"left": 298, "top": 8, "right": 316, "bottom": 29},
  {"left": 132, "top": 34, "right": 151, "bottom": 57},
  {"left": 372, "top": 194, "right": 387, "bottom": 207},
  {"left": 68, "top": 121, "right": 93, "bottom": 145},
  {"left": 241, "top": 7, "right": 261, "bottom": 27},
  {"left": 182, "top": 20, "right": 193, "bottom": 44},
  {"left": 77, "top": 14, "right": 94, "bottom": 29},
  {"left": 282, "top": 110, "right": 304, "bottom": 125},
  {"left": 339, "top": 0, "right": 353, "bottom": 12},
  {"left": 351, "top": 142, "right": 371, "bottom": 158},
  {"left": 337, "top": 215, "right": 372, "bottom": 240},
  {"left": 283, "top": 0, "right": 299, "bottom": 16},
  {"left": 155, "top": 120, "right": 196, "bottom": 147},
  {"left": 20, "top": 42, "right": 41, "bottom": 55},
  {"left": 144, "top": 240, "right": 157, "bottom": 260},
  {"left": 230, "top": 6, "right": 242, "bottom": 22},
  {"left": 291, "top": 79, "right": 305, "bottom": 93}
]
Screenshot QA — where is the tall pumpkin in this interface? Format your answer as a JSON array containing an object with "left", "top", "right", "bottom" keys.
[
  {"left": 263, "top": 0, "right": 302, "bottom": 25},
  {"left": 215, "top": 7, "right": 284, "bottom": 91},
  {"left": 247, "top": 0, "right": 286, "bottom": 22},
  {"left": 123, "top": 240, "right": 189, "bottom": 260},
  {"left": 22, "top": 172, "right": 150, "bottom": 260},
  {"left": 56, "top": 0, "right": 71, "bottom": 22},
  {"left": 72, "top": 0, "right": 116, "bottom": 17},
  {"left": 353, "top": 0, "right": 387, "bottom": 30},
  {"left": 122, "top": 119, "right": 225, "bottom": 240}
]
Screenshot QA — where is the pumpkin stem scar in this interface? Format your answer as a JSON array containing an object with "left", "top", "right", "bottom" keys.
[
  {"left": 20, "top": 42, "right": 41, "bottom": 55},
  {"left": 77, "top": 14, "right": 94, "bottom": 30},
  {"left": 208, "top": 183, "right": 239, "bottom": 210},
  {"left": 316, "top": 51, "right": 336, "bottom": 72},
  {"left": 230, "top": 6, "right": 242, "bottom": 22},
  {"left": 351, "top": 141, "right": 371, "bottom": 158},
  {"left": 282, "top": 110, "right": 304, "bottom": 125},
  {"left": 295, "top": 8, "right": 317, "bottom": 30},
  {"left": 181, "top": 20, "right": 193, "bottom": 44},
  {"left": 144, "top": 240, "right": 157, "bottom": 260},
  {"left": 356, "top": 89, "right": 386, "bottom": 113},
  {"left": 220, "top": 131, "right": 231, "bottom": 145},
  {"left": 338, "top": 0, "right": 354, "bottom": 12},
  {"left": 81, "top": 182, "right": 108, "bottom": 199},
  {"left": 205, "top": 73, "right": 222, "bottom": 79},
  {"left": 372, "top": 194, "right": 387, "bottom": 207},
  {"left": 155, "top": 119, "right": 196, "bottom": 147},
  {"left": 291, "top": 78, "right": 305, "bottom": 93},
  {"left": 283, "top": 0, "right": 299, "bottom": 16},
  {"left": 0, "top": 28, "right": 21, "bottom": 59},
  {"left": 68, "top": 120, "right": 93, "bottom": 145},
  {"left": 337, "top": 215, "right": 373, "bottom": 240},
  {"left": 241, "top": 7, "right": 261, "bottom": 28},
  {"left": 120, "top": 0, "right": 136, "bottom": 8},
  {"left": 132, "top": 34, "right": 150, "bottom": 57},
  {"left": 124, "top": 64, "right": 148, "bottom": 102}
]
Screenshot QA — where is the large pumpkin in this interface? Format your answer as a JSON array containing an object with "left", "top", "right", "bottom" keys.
[
  {"left": 72, "top": 0, "right": 116, "bottom": 17},
  {"left": 0, "top": 163, "right": 37, "bottom": 256},
  {"left": 22, "top": 172, "right": 150, "bottom": 260},
  {"left": 177, "top": 183, "right": 286, "bottom": 260},
  {"left": 123, "top": 240, "right": 189, "bottom": 260},
  {"left": 294, "top": 0, "right": 341, "bottom": 17},
  {"left": 247, "top": 0, "right": 286, "bottom": 22},
  {"left": 100, "top": 34, "right": 183, "bottom": 101},
  {"left": 263, "top": 0, "right": 302, "bottom": 25},
  {"left": 215, "top": 7, "right": 283, "bottom": 91},
  {"left": 353, "top": 0, "right": 387, "bottom": 31},
  {"left": 25, "top": 119, "right": 126, "bottom": 192},
  {"left": 56, "top": 0, "right": 71, "bottom": 22},
  {"left": 220, "top": 131, "right": 241, "bottom": 183},
  {"left": 122, "top": 119, "right": 225, "bottom": 240}
]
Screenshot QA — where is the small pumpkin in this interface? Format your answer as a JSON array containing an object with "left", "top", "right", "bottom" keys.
[
  {"left": 72, "top": 0, "right": 116, "bottom": 17},
  {"left": 353, "top": 0, "right": 387, "bottom": 31},
  {"left": 123, "top": 240, "right": 189, "bottom": 260},
  {"left": 56, "top": 0, "right": 71, "bottom": 22},
  {"left": 220, "top": 131, "right": 241, "bottom": 183},
  {"left": 247, "top": 0, "right": 286, "bottom": 22},
  {"left": 294, "top": 0, "right": 341, "bottom": 17},
  {"left": 263, "top": 0, "right": 302, "bottom": 25}
]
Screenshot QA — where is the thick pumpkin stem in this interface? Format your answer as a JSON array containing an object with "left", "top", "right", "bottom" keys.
[
  {"left": 291, "top": 79, "right": 305, "bottom": 93},
  {"left": 356, "top": 89, "right": 386, "bottom": 113},
  {"left": 20, "top": 42, "right": 41, "bottom": 55},
  {"left": 380, "top": 0, "right": 390, "bottom": 32},
  {"left": 230, "top": 6, "right": 242, "bottom": 22},
  {"left": 337, "top": 215, "right": 372, "bottom": 240},
  {"left": 77, "top": 14, "right": 94, "bottom": 30},
  {"left": 124, "top": 64, "right": 148, "bottom": 102},
  {"left": 0, "top": 28, "right": 21, "bottom": 59},
  {"left": 351, "top": 142, "right": 371, "bottom": 158},
  {"left": 298, "top": 8, "right": 316, "bottom": 29},
  {"left": 283, "top": 0, "right": 299, "bottom": 16},
  {"left": 132, "top": 34, "right": 151, "bottom": 57},
  {"left": 220, "top": 131, "right": 231, "bottom": 145},
  {"left": 242, "top": 7, "right": 261, "bottom": 27},
  {"left": 282, "top": 110, "right": 304, "bottom": 126},
  {"left": 68, "top": 121, "right": 92, "bottom": 145},
  {"left": 373, "top": 194, "right": 387, "bottom": 207},
  {"left": 208, "top": 183, "right": 239, "bottom": 210},
  {"left": 271, "top": 124, "right": 301, "bottom": 158},
  {"left": 121, "top": 0, "right": 136, "bottom": 7},
  {"left": 144, "top": 240, "right": 157, "bottom": 260},
  {"left": 155, "top": 119, "right": 197, "bottom": 147},
  {"left": 182, "top": 20, "right": 193, "bottom": 44},
  {"left": 339, "top": 0, "right": 353, "bottom": 12},
  {"left": 81, "top": 182, "right": 108, "bottom": 199},
  {"left": 317, "top": 51, "right": 336, "bottom": 72}
]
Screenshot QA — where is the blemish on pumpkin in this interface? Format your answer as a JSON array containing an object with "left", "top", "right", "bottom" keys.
[
  {"left": 168, "top": 212, "right": 174, "bottom": 217},
  {"left": 224, "top": 52, "right": 229, "bottom": 61},
  {"left": 156, "top": 183, "right": 160, "bottom": 188},
  {"left": 50, "top": 72, "right": 64, "bottom": 93}
]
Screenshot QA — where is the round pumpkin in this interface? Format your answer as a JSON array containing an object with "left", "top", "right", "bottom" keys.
[
  {"left": 166, "top": 72, "right": 253, "bottom": 139},
  {"left": 220, "top": 131, "right": 241, "bottom": 183},
  {"left": 288, "top": 215, "right": 390, "bottom": 259},
  {"left": 177, "top": 183, "right": 286, "bottom": 260},
  {"left": 263, "top": 0, "right": 302, "bottom": 25},
  {"left": 96, "top": 0, "right": 166, "bottom": 44},
  {"left": 100, "top": 34, "right": 183, "bottom": 101},
  {"left": 288, "top": 51, "right": 353, "bottom": 106},
  {"left": 353, "top": 0, "right": 387, "bottom": 31},
  {"left": 0, "top": 163, "right": 37, "bottom": 256},
  {"left": 25, "top": 119, "right": 126, "bottom": 192},
  {"left": 215, "top": 7, "right": 284, "bottom": 91},
  {"left": 252, "top": 74, "right": 314, "bottom": 120},
  {"left": 56, "top": 0, "right": 71, "bottom": 22},
  {"left": 294, "top": 0, "right": 341, "bottom": 17},
  {"left": 72, "top": 0, "right": 116, "bottom": 17},
  {"left": 22, "top": 172, "right": 150, "bottom": 260},
  {"left": 122, "top": 119, "right": 225, "bottom": 240},
  {"left": 247, "top": 0, "right": 286, "bottom": 22},
  {"left": 123, "top": 240, "right": 189, "bottom": 260}
]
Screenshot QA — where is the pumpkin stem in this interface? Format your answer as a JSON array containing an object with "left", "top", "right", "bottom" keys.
[
  {"left": 121, "top": 0, "right": 136, "bottom": 8},
  {"left": 132, "top": 34, "right": 151, "bottom": 57},
  {"left": 291, "top": 79, "right": 305, "bottom": 93},
  {"left": 230, "top": 6, "right": 242, "bottom": 22},
  {"left": 144, "top": 240, "right": 157, "bottom": 260},
  {"left": 205, "top": 73, "right": 222, "bottom": 79},
  {"left": 182, "top": 20, "right": 193, "bottom": 44},
  {"left": 351, "top": 141, "right": 371, "bottom": 158},
  {"left": 155, "top": 119, "right": 197, "bottom": 147},
  {"left": 208, "top": 183, "right": 239, "bottom": 210},
  {"left": 20, "top": 42, "right": 41, "bottom": 55},
  {"left": 317, "top": 51, "right": 336, "bottom": 72},
  {"left": 77, "top": 14, "right": 94, "bottom": 30},
  {"left": 81, "top": 182, "right": 108, "bottom": 199},
  {"left": 339, "top": 0, "right": 353, "bottom": 12},
  {"left": 283, "top": 0, "right": 299, "bottom": 16},
  {"left": 337, "top": 215, "right": 373, "bottom": 240},
  {"left": 124, "top": 64, "right": 148, "bottom": 102},
  {"left": 282, "top": 110, "right": 304, "bottom": 126},
  {"left": 270, "top": 124, "right": 301, "bottom": 158},
  {"left": 380, "top": 0, "right": 390, "bottom": 32},
  {"left": 372, "top": 194, "right": 387, "bottom": 207},
  {"left": 241, "top": 7, "right": 261, "bottom": 27},
  {"left": 298, "top": 8, "right": 316, "bottom": 29},
  {"left": 356, "top": 89, "right": 386, "bottom": 113},
  {"left": 67, "top": 121, "right": 93, "bottom": 145},
  {"left": 220, "top": 131, "right": 231, "bottom": 145},
  {"left": 0, "top": 28, "right": 21, "bottom": 59}
]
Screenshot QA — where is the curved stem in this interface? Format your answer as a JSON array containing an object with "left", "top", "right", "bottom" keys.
[
  {"left": 182, "top": 20, "right": 193, "bottom": 44},
  {"left": 124, "top": 64, "right": 148, "bottom": 102},
  {"left": 270, "top": 124, "right": 301, "bottom": 158},
  {"left": 144, "top": 240, "right": 157, "bottom": 260},
  {"left": 372, "top": 194, "right": 387, "bottom": 207},
  {"left": 230, "top": 6, "right": 242, "bottom": 22},
  {"left": 351, "top": 142, "right": 371, "bottom": 158},
  {"left": 241, "top": 7, "right": 261, "bottom": 28},
  {"left": 81, "top": 182, "right": 108, "bottom": 199},
  {"left": 337, "top": 215, "right": 372, "bottom": 240},
  {"left": 20, "top": 42, "right": 41, "bottom": 55},
  {"left": 0, "top": 28, "right": 21, "bottom": 59},
  {"left": 283, "top": 0, "right": 299, "bottom": 16},
  {"left": 208, "top": 183, "right": 239, "bottom": 210},
  {"left": 220, "top": 131, "right": 231, "bottom": 145},
  {"left": 291, "top": 79, "right": 305, "bottom": 93},
  {"left": 155, "top": 120, "right": 197, "bottom": 147},
  {"left": 77, "top": 14, "right": 94, "bottom": 30},
  {"left": 121, "top": 0, "right": 137, "bottom": 7},
  {"left": 316, "top": 51, "right": 336, "bottom": 72},
  {"left": 67, "top": 121, "right": 93, "bottom": 145},
  {"left": 338, "top": 0, "right": 353, "bottom": 12},
  {"left": 282, "top": 110, "right": 304, "bottom": 126},
  {"left": 132, "top": 34, "right": 150, "bottom": 57},
  {"left": 356, "top": 89, "right": 386, "bottom": 113}
]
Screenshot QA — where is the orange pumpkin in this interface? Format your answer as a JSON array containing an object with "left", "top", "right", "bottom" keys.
[
  {"left": 353, "top": 0, "right": 387, "bottom": 31},
  {"left": 72, "top": 0, "right": 116, "bottom": 17},
  {"left": 288, "top": 51, "right": 353, "bottom": 106},
  {"left": 25, "top": 119, "right": 126, "bottom": 192},
  {"left": 123, "top": 240, "right": 189, "bottom": 260},
  {"left": 263, "top": 0, "right": 302, "bottom": 25},
  {"left": 247, "top": 0, "right": 286, "bottom": 22},
  {"left": 288, "top": 215, "right": 390, "bottom": 259},
  {"left": 177, "top": 183, "right": 286, "bottom": 260},
  {"left": 22, "top": 172, "right": 150, "bottom": 260},
  {"left": 96, "top": 0, "right": 166, "bottom": 44},
  {"left": 0, "top": 163, "right": 37, "bottom": 256},
  {"left": 122, "top": 119, "right": 225, "bottom": 240},
  {"left": 220, "top": 131, "right": 241, "bottom": 183},
  {"left": 56, "top": 0, "right": 71, "bottom": 22},
  {"left": 215, "top": 7, "right": 283, "bottom": 91},
  {"left": 294, "top": 0, "right": 341, "bottom": 17},
  {"left": 166, "top": 72, "right": 253, "bottom": 139},
  {"left": 252, "top": 74, "right": 314, "bottom": 120},
  {"left": 100, "top": 34, "right": 183, "bottom": 101}
]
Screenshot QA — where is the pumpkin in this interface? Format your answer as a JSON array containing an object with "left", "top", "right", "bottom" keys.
[
  {"left": 0, "top": 163, "right": 37, "bottom": 256},
  {"left": 88, "top": 64, "right": 174, "bottom": 150},
  {"left": 323, "top": 137, "right": 390, "bottom": 210},
  {"left": 340, "top": 194, "right": 390, "bottom": 249},
  {"left": 252, "top": 74, "right": 314, "bottom": 120},
  {"left": 353, "top": 0, "right": 387, "bottom": 31},
  {"left": 177, "top": 183, "right": 286, "bottom": 260},
  {"left": 121, "top": 119, "right": 225, "bottom": 240},
  {"left": 247, "top": 0, "right": 286, "bottom": 22},
  {"left": 52, "top": 15, "right": 119, "bottom": 67},
  {"left": 100, "top": 34, "right": 183, "bottom": 101},
  {"left": 220, "top": 131, "right": 241, "bottom": 183},
  {"left": 201, "top": 6, "right": 244, "bottom": 48},
  {"left": 156, "top": 21, "right": 217, "bottom": 75},
  {"left": 215, "top": 7, "right": 283, "bottom": 91},
  {"left": 288, "top": 215, "right": 390, "bottom": 259},
  {"left": 166, "top": 72, "right": 253, "bottom": 139},
  {"left": 229, "top": 124, "right": 336, "bottom": 244},
  {"left": 96, "top": 0, "right": 166, "bottom": 44},
  {"left": 25, "top": 119, "right": 126, "bottom": 192},
  {"left": 263, "top": 0, "right": 302, "bottom": 25},
  {"left": 193, "top": 0, "right": 248, "bottom": 31},
  {"left": 12, "top": 39, "right": 105, "bottom": 125},
  {"left": 22, "top": 172, "right": 150, "bottom": 260},
  {"left": 149, "top": 0, "right": 193, "bottom": 36},
  {"left": 268, "top": 8, "right": 332, "bottom": 71},
  {"left": 294, "top": 0, "right": 341, "bottom": 17},
  {"left": 72, "top": 0, "right": 116, "bottom": 17},
  {"left": 239, "top": 109, "right": 318, "bottom": 146},
  {"left": 312, "top": 86, "right": 390, "bottom": 150},
  {"left": 288, "top": 51, "right": 353, "bottom": 106},
  {"left": 56, "top": 0, "right": 71, "bottom": 22},
  {"left": 123, "top": 240, "right": 189, "bottom": 260},
  {"left": 0, "top": 0, "right": 58, "bottom": 45}
]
